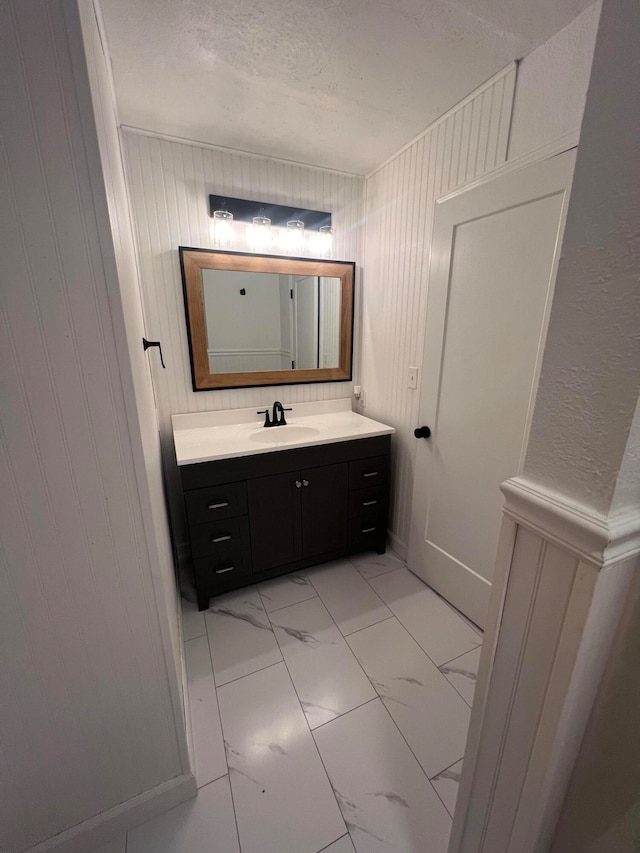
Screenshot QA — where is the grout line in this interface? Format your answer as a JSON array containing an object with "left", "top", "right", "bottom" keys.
[
  {"left": 429, "top": 755, "right": 465, "bottom": 782},
  {"left": 184, "top": 630, "right": 207, "bottom": 643},
  {"left": 358, "top": 566, "right": 478, "bottom": 675},
  {"left": 316, "top": 832, "right": 353, "bottom": 852},
  {"left": 438, "top": 643, "right": 483, "bottom": 669},
  {"left": 311, "top": 696, "right": 379, "bottom": 733},
  {"left": 202, "top": 628, "right": 242, "bottom": 849},
  {"left": 376, "top": 696, "right": 454, "bottom": 823},
  {"left": 269, "top": 628, "right": 349, "bottom": 840},
  {"left": 262, "top": 591, "right": 319, "bottom": 615},
  {"left": 196, "top": 769, "right": 228, "bottom": 790},
  {"left": 341, "top": 612, "right": 396, "bottom": 637},
  {"left": 214, "top": 658, "right": 284, "bottom": 691}
]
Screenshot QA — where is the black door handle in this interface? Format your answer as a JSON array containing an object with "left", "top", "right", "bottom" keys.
[{"left": 414, "top": 426, "right": 431, "bottom": 439}]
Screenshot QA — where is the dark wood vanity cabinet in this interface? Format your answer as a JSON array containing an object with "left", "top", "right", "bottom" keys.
[{"left": 179, "top": 434, "right": 391, "bottom": 610}]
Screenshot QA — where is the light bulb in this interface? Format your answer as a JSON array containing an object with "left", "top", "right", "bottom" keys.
[
  {"left": 212, "top": 210, "right": 233, "bottom": 248},
  {"left": 249, "top": 215, "right": 272, "bottom": 252},
  {"left": 281, "top": 219, "right": 305, "bottom": 255},
  {"left": 310, "top": 224, "right": 333, "bottom": 257}
]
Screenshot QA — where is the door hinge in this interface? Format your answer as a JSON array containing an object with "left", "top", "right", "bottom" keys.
[
  {"left": 290, "top": 289, "right": 293, "bottom": 299},
  {"left": 292, "top": 360, "right": 295, "bottom": 369}
]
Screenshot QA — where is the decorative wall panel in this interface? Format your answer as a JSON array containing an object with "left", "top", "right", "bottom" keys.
[{"left": 360, "top": 65, "right": 516, "bottom": 554}]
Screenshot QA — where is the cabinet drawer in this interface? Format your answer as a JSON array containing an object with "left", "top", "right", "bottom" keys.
[
  {"left": 190, "top": 516, "right": 250, "bottom": 560},
  {"left": 348, "top": 516, "right": 387, "bottom": 549},
  {"left": 348, "top": 485, "right": 387, "bottom": 519},
  {"left": 349, "top": 455, "right": 389, "bottom": 490},
  {"left": 185, "top": 481, "right": 247, "bottom": 525},
  {"left": 193, "top": 548, "right": 250, "bottom": 594}
]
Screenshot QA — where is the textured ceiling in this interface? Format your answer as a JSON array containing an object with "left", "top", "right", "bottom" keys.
[{"left": 99, "top": 0, "right": 593, "bottom": 175}]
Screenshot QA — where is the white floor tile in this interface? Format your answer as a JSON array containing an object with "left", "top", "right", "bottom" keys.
[
  {"left": 439, "top": 646, "right": 481, "bottom": 707},
  {"left": 314, "top": 700, "right": 452, "bottom": 852},
  {"left": 218, "top": 662, "right": 345, "bottom": 853},
  {"left": 270, "top": 597, "right": 376, "bottom": 728},
  {"left": 205, "top": 587, "right": 282, "bottom": 686},
  {"left": 185, "top": 636, "right": 227, "bottom": 787},
  {"left": 368, "top": 568, "right": 481, "bottom": 666},
  {"left": 347, "top": 618, "right": 470, "bottom": 778},
  {"left": 322, "top": 835, "right": 357, "bottom": 852},
  {"left": 127, "top": 776, "right": 239, "bottom": 853},
  {"left": 431, "top": 759, "right": 464, "bottom": 817},
  {"left": 350, "top": 551, "right": 405, "bottom": 579},
  {"left": 258, "top": 570, "right": 317, "bottom": 612},
  {"left": 88, "top": 837, "right": 126, "bottom": 853},
  {"left": 181, "top": 597, "right": 206, "bottom": 642},
  {"left": 308, "top": 559, "right": 392, "bottom": 636}
]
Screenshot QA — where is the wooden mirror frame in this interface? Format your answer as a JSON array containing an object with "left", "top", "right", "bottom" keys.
[{"left": 179, "top": 247, "right": 355, "bottom": 391}]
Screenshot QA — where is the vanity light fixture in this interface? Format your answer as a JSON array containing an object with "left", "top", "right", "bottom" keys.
[
  {"left": 212, "top": 209, "right": 233, "bottom": 248},
  {"left": 249, "top": 215, "right": 272, "bottom": 252},
  {"left": 208, "top": 194, "right": 333, "bottom": 257}
]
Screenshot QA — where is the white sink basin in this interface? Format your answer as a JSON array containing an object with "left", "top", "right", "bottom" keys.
[
  {"left": 172, "top": 400, "right": 395, "bottom": 465},
  {"left": 250, "top": 426, "right": 321, "bottom": 444}
]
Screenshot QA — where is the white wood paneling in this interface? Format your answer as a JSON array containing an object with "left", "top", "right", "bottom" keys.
[
  {"left": 121, "top": 129, "right": 364, "bottom": 541},
  {"left": 451, "top": 474, "right": 640, "bottom": 853},
  {"left": 360, "top": 65, "right": 516, "bottom": 555},
  {"left": 0, "top": 2, "right": 190, "bottom": 851}
]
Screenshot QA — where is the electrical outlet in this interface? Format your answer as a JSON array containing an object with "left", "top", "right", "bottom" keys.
[{"left": 408, "top": 366, "right": 419, "bottom": 390}]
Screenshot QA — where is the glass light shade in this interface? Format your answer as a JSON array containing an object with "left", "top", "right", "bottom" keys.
[
  {"left": 281, "top": 219, "right": 305, "bottom": 254},
  {"left": 310, "top": 224, "right": 334, "bottom": 257},
  {"left": 212, "top": 210, "right": 233, "bottom": 248},
  {"left": 249, "top": 215, "right": 272, "bottom": 252}
]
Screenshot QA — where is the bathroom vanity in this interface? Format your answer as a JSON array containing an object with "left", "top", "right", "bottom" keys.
[{"left": 172, "top": 401, "right": 394, "bottom": 610}]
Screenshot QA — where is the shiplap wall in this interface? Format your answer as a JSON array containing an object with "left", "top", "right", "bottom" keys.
[
  {"left": 122, "top": 130, "right": 364, "bottom": 542},
  {"left": 0, "top": 3, "right": 188, "bottom": 850},
  {"left": 360, "top": 65, "right": 516, "bottom": 556}
]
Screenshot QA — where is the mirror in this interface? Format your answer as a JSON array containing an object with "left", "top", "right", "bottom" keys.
[{"left": 179, "top": 248, "right": 355, "bottom": 390}]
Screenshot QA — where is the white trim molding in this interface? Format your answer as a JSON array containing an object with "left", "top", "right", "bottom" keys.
[{"left": 501, "top": 475, "right": 640, "bottom": 568}]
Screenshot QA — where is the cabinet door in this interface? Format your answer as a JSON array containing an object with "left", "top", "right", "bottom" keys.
[
  {"left": 301, "top": 462, "right": 348, "bottom": 559},
  {"left": 248, "top": 471, "right": 302, "bottom": 573}
]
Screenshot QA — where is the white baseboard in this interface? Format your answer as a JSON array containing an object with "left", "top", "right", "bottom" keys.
[{"left": 28, "top": 773, "right": 197, "bottom": 853}]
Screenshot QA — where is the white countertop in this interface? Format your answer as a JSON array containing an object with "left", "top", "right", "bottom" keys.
[{"left": 172, "top": 399, "right": 395, "bottom": 466}]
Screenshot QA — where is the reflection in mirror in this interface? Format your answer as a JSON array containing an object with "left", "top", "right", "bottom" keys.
[
  {"left": 179, "top": 248, "right": 354, "bottom": 390},
  {"left": 202, "top": 269, "right": 341, "bottom": 374}
]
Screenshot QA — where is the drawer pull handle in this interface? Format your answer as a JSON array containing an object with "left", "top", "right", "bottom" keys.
[
  {"left": 215, "top": 566, "right": 235, "bottom": 574},
  {"left": 212, "top": 534, "right": 232, "bottom": 543},
  {"left": 362, "top": 500, "right": 377, "bottom": 506},
  {"left": 362, "top": 526, "right": 377, "bottom": 533},
  {"left": 295, "top": 480, "right": 303, "bottom": 489},
  {"left": 208, "top": 501, "right": 229, "bottom": 510},
  {"left": 363, "top": 471, "right": 379, "bottom": 478}
]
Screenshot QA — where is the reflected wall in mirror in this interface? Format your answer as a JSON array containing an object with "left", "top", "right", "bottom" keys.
[{"left": 179, "top": 248, "right": 355, "bottom": 390}]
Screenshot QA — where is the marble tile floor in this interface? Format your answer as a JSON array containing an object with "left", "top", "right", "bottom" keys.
[{"left": 98, "top": 552, "right": 482, "bottom": 853}]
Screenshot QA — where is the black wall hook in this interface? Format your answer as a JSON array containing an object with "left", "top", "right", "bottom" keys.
[{"left": 142, "top": 338, "right": 166, "bottom": 368}]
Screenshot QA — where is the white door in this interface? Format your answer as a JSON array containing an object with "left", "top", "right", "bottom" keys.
[
  {"left": 294, "top": 275, "right": 319, "bottom": 369},
  {"left": 407, "top": 150, "right": 576, "bottom": 629}
]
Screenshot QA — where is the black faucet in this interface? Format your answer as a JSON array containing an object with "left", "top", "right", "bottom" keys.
[{"left": 257, "top": 401, "right": 292, "bottom": 427}]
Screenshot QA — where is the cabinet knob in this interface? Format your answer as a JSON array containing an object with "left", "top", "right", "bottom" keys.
[
  {"left": 295, "top": 480, "right": 303, "bottom": 488},
  {"left": 302, "top": 479, "right": 309, "bottom": 487}
]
